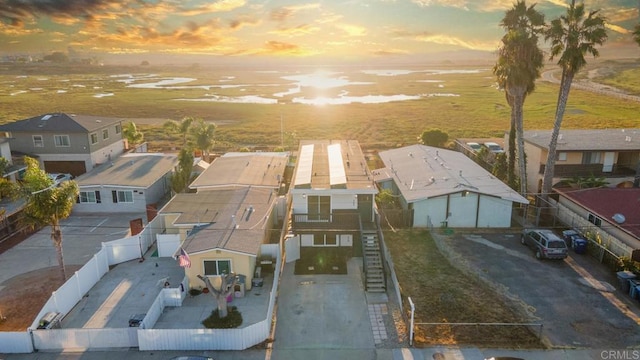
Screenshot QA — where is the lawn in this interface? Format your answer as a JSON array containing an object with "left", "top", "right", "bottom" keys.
[{"left": 384, "top": 228, "right": 541, "bottom": 347}]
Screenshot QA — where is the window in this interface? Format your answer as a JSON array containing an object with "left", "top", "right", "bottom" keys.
[
  {"left": 78, "top": 191, "right": 101, "bottom": 204},
  {"left": 307, "top": 195, "right": 330, "bottom": 221},
  {"left": 588, "top": 213, "right": 602, "bottom": 228},
  {"left": 115, "top": 124, "right": 122, "bottom": 134},
  {"left": 54, "top": 135, "right": 70, "bottom": 147},
  {"left": 102, "top": 129, "right": 109, "bottom": 140},
  {"left": 90, "top": 133, "right": 98, "bottom": 145},
  {"left": 312, "top": 233, "right": 338, "bottom": 246},
  {"left": 204, "top": 260, "right": 231, "bottom": 276},
  {"left": 111, "top": 190, "right": 133, "bottom": 203},
  {"left": 582, "top": 152, "right": 601, "bottom": 164},
  {"left": 33, "top": 135, "right": 44, "bottom": 147},
  {"left": 557, "top": 152, "right": 567, "bottom": 161}
]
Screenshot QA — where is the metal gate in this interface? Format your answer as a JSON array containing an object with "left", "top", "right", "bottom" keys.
[{"left": 284, "top": 234, "right": 300, "bottom": 263}]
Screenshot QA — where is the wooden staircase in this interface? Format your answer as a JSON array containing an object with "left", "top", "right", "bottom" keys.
[{"left": 362, "top": 230, "right": 386, "bottom": 293}]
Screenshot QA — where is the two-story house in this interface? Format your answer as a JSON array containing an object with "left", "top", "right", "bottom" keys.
[
  {"left": 288, "top": 140, "right": 378, "bottom": 265},
  {"left": 0, "top": 113, "right": 125, "bottom": 176},
  {"left": 515, "top": 129, "right": 640, "bottom": 193}
]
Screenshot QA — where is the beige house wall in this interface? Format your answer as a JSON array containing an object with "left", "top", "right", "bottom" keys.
[{"left": 184, "top": 250, "right": 258, "bottom": 291}]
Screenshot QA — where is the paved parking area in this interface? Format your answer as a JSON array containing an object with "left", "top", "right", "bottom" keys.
[
  {"left": 435, "top": 231, "right": 640, "bottom": 348},
  {"left": 0, "top": 212, "right": 146, "bottom": 286},
  {"left": 273, "top": 258, "right": 375, "bottom": 351}
]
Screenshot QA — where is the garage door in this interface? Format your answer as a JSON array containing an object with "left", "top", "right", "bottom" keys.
[{"left": 44, "top": 161, "right": 86, "bottom": 177}]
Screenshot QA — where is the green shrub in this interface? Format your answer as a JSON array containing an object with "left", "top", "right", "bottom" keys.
[
  {"left": 202, "top": 306, "right": 243, "bottom": 329},
  {"left": 189, "top": 288, "right": 202, "bottom": 296}
]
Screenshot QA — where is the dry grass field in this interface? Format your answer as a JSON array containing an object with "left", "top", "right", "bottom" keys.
[{"left": 385, "top": 229, "right": 541, "bottom": 347}]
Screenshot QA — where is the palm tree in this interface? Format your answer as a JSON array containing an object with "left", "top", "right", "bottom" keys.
[
  {"left": 19, "top": 157, "right": 79, "bottom": 281},
  {"left": 190, "top": 119, "right": 216, "bottom": 161},
  {"left": 163, "top": 116, "right": 195, "bottom": 146},
  {"left": 122, "top": 121, "right": 144, "bottom": 149},
  {"left": 493, "top": 0, "right": 545, "bottom": 196},
  {"left": 540, "top": 0, "right": 607, "bottom": 201},
  {"left": 170, "top": 148, "right": 194, "bottom": 194}
]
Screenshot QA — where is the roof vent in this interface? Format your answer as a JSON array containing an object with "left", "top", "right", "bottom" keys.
[
  {"left": 612, "top": 213, "right": 626, "bottom": 224},
  {"left": 41, "top": 114, "right": 53, "bottom": 121}
]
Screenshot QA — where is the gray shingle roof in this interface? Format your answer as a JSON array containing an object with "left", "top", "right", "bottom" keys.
[
  {"left": 523, "top": 129, "right": 640, "bottom": 151},
  {"left": 160, "top": 187, "right": 276, "bottom": 256},
  {"left": 0, "top": 113, "right": 123, "bottom": 133},
  {"left": 374, "top": 144, "right": 528, "bottom": 204}
]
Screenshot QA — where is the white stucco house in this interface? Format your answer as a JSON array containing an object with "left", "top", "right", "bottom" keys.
[
  {"left": 374, "top": 144, "right": 528, "bottom": 228},
  {"left": 73, "top": 153, "right": 178, "bottom": 214}
]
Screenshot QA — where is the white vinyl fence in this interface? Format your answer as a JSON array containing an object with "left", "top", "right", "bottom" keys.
[
  {"left": 157, "top": 233, "right": 181, "bottom": 257},
  {"left": 0, "top": 332, "right": 33, "bottom": 353},
  {"left": 138, "top": 253, "right": 281, "bottom": 351},
  {"left": 1, "top": 216, "right": 280, "bottom": 353}
]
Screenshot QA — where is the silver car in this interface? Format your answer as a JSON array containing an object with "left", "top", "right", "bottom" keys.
[{"left": 521, "top": 229, "right": 568, "bottom": 260}]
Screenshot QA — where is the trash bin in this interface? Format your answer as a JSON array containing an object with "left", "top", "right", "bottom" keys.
[
  {"left": 629, "top": 279, "right": 640, "bottom": 300},
  {"left": 616, "top": 271, "right": 637, "bottom": 294},
  {"left": 573, "top": 238, "right": 587, "bottom": 254},
  {"left": 562, "top": 230, "right": 579, "bottom": 248}
]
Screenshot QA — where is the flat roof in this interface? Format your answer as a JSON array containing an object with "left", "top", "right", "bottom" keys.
[
  {"left": 160, "top": 187, "right": 276, "bottom": 255},
  {"left": 374, "top": 144, "right": 528, "bottom": 204},
  {"left": 292, "top": 140, "right": 377, "bottom": 192},
  {"left": 76, "top": 153, "right": 177, "bottom": 188},
  {"left": 190, "top": 152, "right": 288, "bottom": 190},
  {"left": 523, "top": 129, "right": 640, "bottom": 151}
]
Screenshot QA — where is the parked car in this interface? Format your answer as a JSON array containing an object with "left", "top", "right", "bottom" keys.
[
  {"left": 466, "top": 142, "right": 482, "bottom": 152},
  {"left": 482, "top": 142, "right": 504, "bottom": 154},
  {"left": 48, "top": 173, "right": 73, "bottom": 186},
  {"left": 521, "top": 229, "right": 568, "bottom": 260}
]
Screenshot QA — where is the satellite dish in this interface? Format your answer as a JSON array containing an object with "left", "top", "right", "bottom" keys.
[{"left": 612, "top": 213, "right": 626, "bottom": 224}]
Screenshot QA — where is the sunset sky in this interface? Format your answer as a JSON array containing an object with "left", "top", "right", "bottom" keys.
[{"left": 0, "top": 0, "right": 638, "bottom": 63}]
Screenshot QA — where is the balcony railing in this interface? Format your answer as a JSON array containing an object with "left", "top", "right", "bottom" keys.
[
  {"left": 538, "top": 163, "right": 637, "bottom": 178},
  {"left": 292, "top": 210, "right": 361, "bottom": 231}
]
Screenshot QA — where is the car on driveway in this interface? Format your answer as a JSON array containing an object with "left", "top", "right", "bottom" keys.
[
  {"left": 521, "top": 229, "right": 568, "bottom": 260},
  {"left": 466, "top": 142, "right": 482, "bottom": 152},
  {"left": 48, "top": 173, "right": 73, "bottom": 186}
]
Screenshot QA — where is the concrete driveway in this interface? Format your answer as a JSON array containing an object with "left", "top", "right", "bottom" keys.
[
  {"left": 436, "top": 231, "right": 640, "bottom": 348},
  {"left": 0, "top": 212, "right": 145, "bottom": 286},
  {"left": 273, "top": 258, "right": 375, "bottom": 352}
]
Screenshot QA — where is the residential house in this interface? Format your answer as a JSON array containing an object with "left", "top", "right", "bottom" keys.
[
  {"left": 555, "top": 187, "right": 640, "bottom": 253},
  {"left": 288, "top": 140, "right": 378, "bottom": 261},
  {"left": 159, "top": 151, "right": 290, "bottom": 291},
  {"left": 514, "top": 129, "right": 640, "bottom": 194},
  {"left": 374, "top": 144, "right": 528, "bottom": 228},
  {"left": 73, "top": 153, "right": 177, "bottom": 215},
  {"left": 0, "top": 113, "right": 125, "bottom": 176},
  {"left": 189, "top": 152, "right": 288, "bottom": 191},
  {"left": 159, "top": 187, "right": 280, "bottom": 291}
]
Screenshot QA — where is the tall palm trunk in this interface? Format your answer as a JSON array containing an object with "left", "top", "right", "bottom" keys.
[
  {"left": 506, "top": 93, "right": 517, "bottom": 190},
  {"left": 51, "top": 223, "right": 67, "bottom": 281},
  {"left": 510, "top": 87, "right": 528, "bottom": 196},
  {"left": 541, "top": 70, "right": 574, "bottom": 200}
]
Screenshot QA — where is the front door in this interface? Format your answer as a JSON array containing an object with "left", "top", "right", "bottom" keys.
[{"left": 357, "top": 194, "right": 373, "bottom": 223}]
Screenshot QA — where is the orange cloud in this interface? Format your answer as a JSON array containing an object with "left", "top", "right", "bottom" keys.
[{"left": 179, "top": 0, "right": 247, "bottom": 16}]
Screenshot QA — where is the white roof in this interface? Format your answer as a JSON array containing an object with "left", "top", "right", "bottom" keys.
[{"left": 374, "top": 144, "right": 528, "bottom": 204}]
